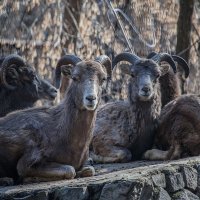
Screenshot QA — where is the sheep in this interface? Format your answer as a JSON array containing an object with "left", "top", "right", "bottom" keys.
[
  {"left": 0, "top": 55, "right": 57, "bottom": 117},
  {"left": 55, "top": 55, "right": 112, "bottom": 103},
  {"left": 90, "top": 52, "right": 177, "bottom": 163},
  {"left": 0, "top": 54, "right": 111, "bottom": 182},
  {"left": 147, "top": 52, "right": 190, "bottom": 107},
  {"left": 143, "top": 94, "right": 200, "bottom": 161}
]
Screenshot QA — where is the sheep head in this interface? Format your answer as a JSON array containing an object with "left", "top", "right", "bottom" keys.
[
  {"left": 112, "top": 52, "right": 177, "bottom": 102},
  {"left": 55, "top": 54, "right": 111, "bottom": 111},
  {"left": 0, "top": 54, "right": 57, "bottom": 101},
  {"left": 147, "top": 51, "right": 190, "bottom": 79},
  {"left": 37, "top": 79, "right": 58, "bottom": 100}
]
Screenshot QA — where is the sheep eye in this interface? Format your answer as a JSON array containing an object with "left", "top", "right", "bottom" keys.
[
  {"left": 131, "top": 73, "right": 135, "bottom": 78},
  {"left": 100, "top": 77, "right": 107, "bottom": 86},
  {"left": 71, "top": 75, "right": 79, "bottom": 82},
  {"left": 102, "top": 77, "right": 106, "bottom": 82}
]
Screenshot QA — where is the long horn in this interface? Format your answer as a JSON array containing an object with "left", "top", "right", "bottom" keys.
[
  {"left": 55, "top": 54, "right": 82, "bottom": 89},
  {"left": 0, "top": 54, "right": 26, "bottom": 90},
  {"left": 147, "top": 51, "right": 157, "bottom": 59},
  {"left": 151, "top": 53, "right": 177, "bottom": 73},
  {"left": 95, "top": 55, "right": 112, "bottom": 78},
  {"left": 0, "top": 57, "right": 5, "bottom": 66},
  {"left": 112, "top": 52, "right": 140, "bottom": 72},
  {"left": 172, "top": 55, "right": 189, "bottom": 78}
]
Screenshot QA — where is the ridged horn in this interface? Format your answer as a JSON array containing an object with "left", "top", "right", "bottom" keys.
[
  {"left": 147, "top": 51, "right": 157, "bottom": 59},
  {"left": 112, "top": 52, "right": 140, "bottom": 72},
  {"left": 172, "top": 55, "right": 189, "bottom": 78},
  {"left": 95, "top": 55, "right": 112, "bottom": 78},
  {"left": 54, "top": 54, "right": 82, "bottom": 89},
  {"left": 151, "top": 53, "right": 177, "bottom": 73},
  {"left": 0, "top": 54, "right": 26, "bottom": 90}
]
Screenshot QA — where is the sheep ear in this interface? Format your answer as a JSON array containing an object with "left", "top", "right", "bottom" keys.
[
  {"left": 160, "top": 64, "right": 170, "bottom": 76},
  {"left": 61, "top": 65, "right": 73, "bottom": 77},
  {"left": 115, "top": 63, "right": 131, "bottom": 75}
]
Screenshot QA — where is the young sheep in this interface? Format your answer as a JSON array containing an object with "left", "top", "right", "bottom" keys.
[
  {"left": 147, "top": 52, "right": 190, "bottom": 107},
  {"left": 90, "top": 52, "right": 177, "bottom": 163},
  {"left": 0, "top": 54, "right": 111, "bottom": 182},
  {"left": 143, "top": 94, "right": 200, "bottom": 161},
  {"left": 0, "top": 55, "right": 57, "bottom": 117},
  {"left": 55, "top": 55, "right": 112, "bottom": 103}
]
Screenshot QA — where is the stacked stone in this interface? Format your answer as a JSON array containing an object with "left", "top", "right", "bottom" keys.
[{"left": 1, "top": 159, "right": 200, "bottom": 199}]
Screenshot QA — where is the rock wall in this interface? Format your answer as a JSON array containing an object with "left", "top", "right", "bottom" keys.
[{"left": 1, "top": 157, "right": 200, "bottom": 199}]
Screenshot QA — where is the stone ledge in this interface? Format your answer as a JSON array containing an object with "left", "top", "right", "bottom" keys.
[{"left": 1, "top": 157, "right": 200, "bottom": 199}]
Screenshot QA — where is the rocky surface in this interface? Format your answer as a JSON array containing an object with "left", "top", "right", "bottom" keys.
[{"left": 1, "top": 157, "right": 200, "bottom": 199}]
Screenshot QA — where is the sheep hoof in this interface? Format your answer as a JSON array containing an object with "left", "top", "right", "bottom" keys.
[
  {"left": 87, "top": 157, "right": 94, "bottom": 166},
  {"left": 142, "top": 150, "right": 152, "bottom": 160},
  {"left": 0, "top": 177, "right": 14, "bottom": 186},
  {"left": 76, "top": 166, "right": 95, "bottom": 178},
  {"left": 63, "top": 165, "right": 76, "bottom": 179}
]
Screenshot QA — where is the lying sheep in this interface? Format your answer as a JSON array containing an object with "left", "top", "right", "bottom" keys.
[
  {"left": 91, "top": 52, "right": 176, "bottom": 163},
  {"left": 147, "top": 52, "right": 189, "bottom": 107},
  {"left": 0, "top": 54, "right": 111, "bottom": 183},
  {"left": 0, "top": 55, "right": 57, "bottom": 117},
  {"left": 143, "top": 94, "right": 200, "bottom": 160}
]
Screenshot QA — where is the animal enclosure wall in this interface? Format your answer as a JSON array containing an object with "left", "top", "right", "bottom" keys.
[{"left": 0, "top": 0, "right": 200, "bottom": 101}]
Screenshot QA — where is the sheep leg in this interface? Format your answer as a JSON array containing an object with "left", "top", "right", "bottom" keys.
[
  {"left": 143, "top": 142, "right": 182, "bottom": 161},
  {"left": 17, "top": 162, "right": 76, "bottom": 181},
  {"left": 90, "top": 147, "right": 132, "bottom": 163},
  {"left": 76, "top": 165, "right": 95, "bottom": 178},
  {"left": 76, "top": 151, "right": 95, "bottom": 178},
  {"left": 142, "top": 149, "right": 169, "bottom": 161},
  {"left": 166, "top": 143, "right": 181, "bottom": 160}
]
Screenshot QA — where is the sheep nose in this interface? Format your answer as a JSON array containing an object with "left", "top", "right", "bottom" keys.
[
  {"left": 51, "top": 88, "right": 57, "bottom": 93},
  {"left": 142, "top": 86, "right": 150, "bottom": 93},
  {"left": 86, "top": 95, "right": 96, "bottom": 102}
]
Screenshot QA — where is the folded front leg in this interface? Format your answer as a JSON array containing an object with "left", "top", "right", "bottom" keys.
[
  {"left": 17, "top": 160, "right": 76, "bottom": 181},
  {"left": 76, "top": 165, "right": 95, "bottom": 178},
  {"left": 143, "top": 149, "right": 169, "bottom": 161},
  {"left": 91, "top": 146, "right": 132, "bottom": 163}
]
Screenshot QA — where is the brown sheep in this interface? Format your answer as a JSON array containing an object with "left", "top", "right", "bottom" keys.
[
  {"left": 147, "top": 52, "right": 190, "bottom": 107},
  {"left": 0, "top": 54, "right": 111, "bottom": 183},
  {"left": 90, "top": 52, "right": 177, "bottom": 163},
  {"left": 143, "top": 94, "right": 200, "bottom": 161}
]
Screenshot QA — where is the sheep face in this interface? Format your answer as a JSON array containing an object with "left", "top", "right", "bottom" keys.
[
  {"left": 38, "top": 79, "right": 57, "bottom": 100},
  {"left": 129, "top": 60, "right": 166, "bottom": 101},
  {"left": 7, "top": 65, "right": 57, "bottom": 101},
  {"left": 62, "top": 61, "right": 107, "bottom": 111}
]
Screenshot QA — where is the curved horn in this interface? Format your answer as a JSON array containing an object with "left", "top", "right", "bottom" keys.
[
  {"left": 147, "top": 51, "right": 157, "bottom": 59},
  {"left": 172, "top": 55, "right": 189, "bottom": 78},
  {"left": 0, "top": 54, "right": 26, "bottom": 90},
  {"left": 112, "top": 52, "right": 140, "bottom": 72},
  {"left": 0, "top": 57, "right": 5, "bottom": 66},
  {"left": 151, "top": 53, "right": 177, "bottom": 73},
  {"left": 95, "top": 55, "right": 112, "bottom": 78},
  {"left": 55, "top": 54, "right": 82, "bottom": 89}
]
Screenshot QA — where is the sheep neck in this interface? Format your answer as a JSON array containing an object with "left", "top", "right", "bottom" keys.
[
  {"left": 128, "top": 85, "right": 161, "bottom": 159},
  {"left": 53, "top": 84, "right": 96, "bottom": 169}
]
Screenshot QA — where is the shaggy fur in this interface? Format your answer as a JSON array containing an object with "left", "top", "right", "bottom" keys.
[
  {"left": 147, "top": 52, "right": 189, "bottom": 107},
  {"left": 159, "top": 69, "right": 181, "bottom": 107},
  {"left": 0, "top": 57, "right": 109, "bottom": 182},
  {"left": 0, "top": 74, "right": 57, "bottom": 117},
  {"left": 0, "top": 56, "right": 57, "bottom": 117},
  {"left": 91, "top": 59, "right": 170, "bottom": 163},
  {"left": 143, "top": 94, "right": 200, "bottom": 160}
]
